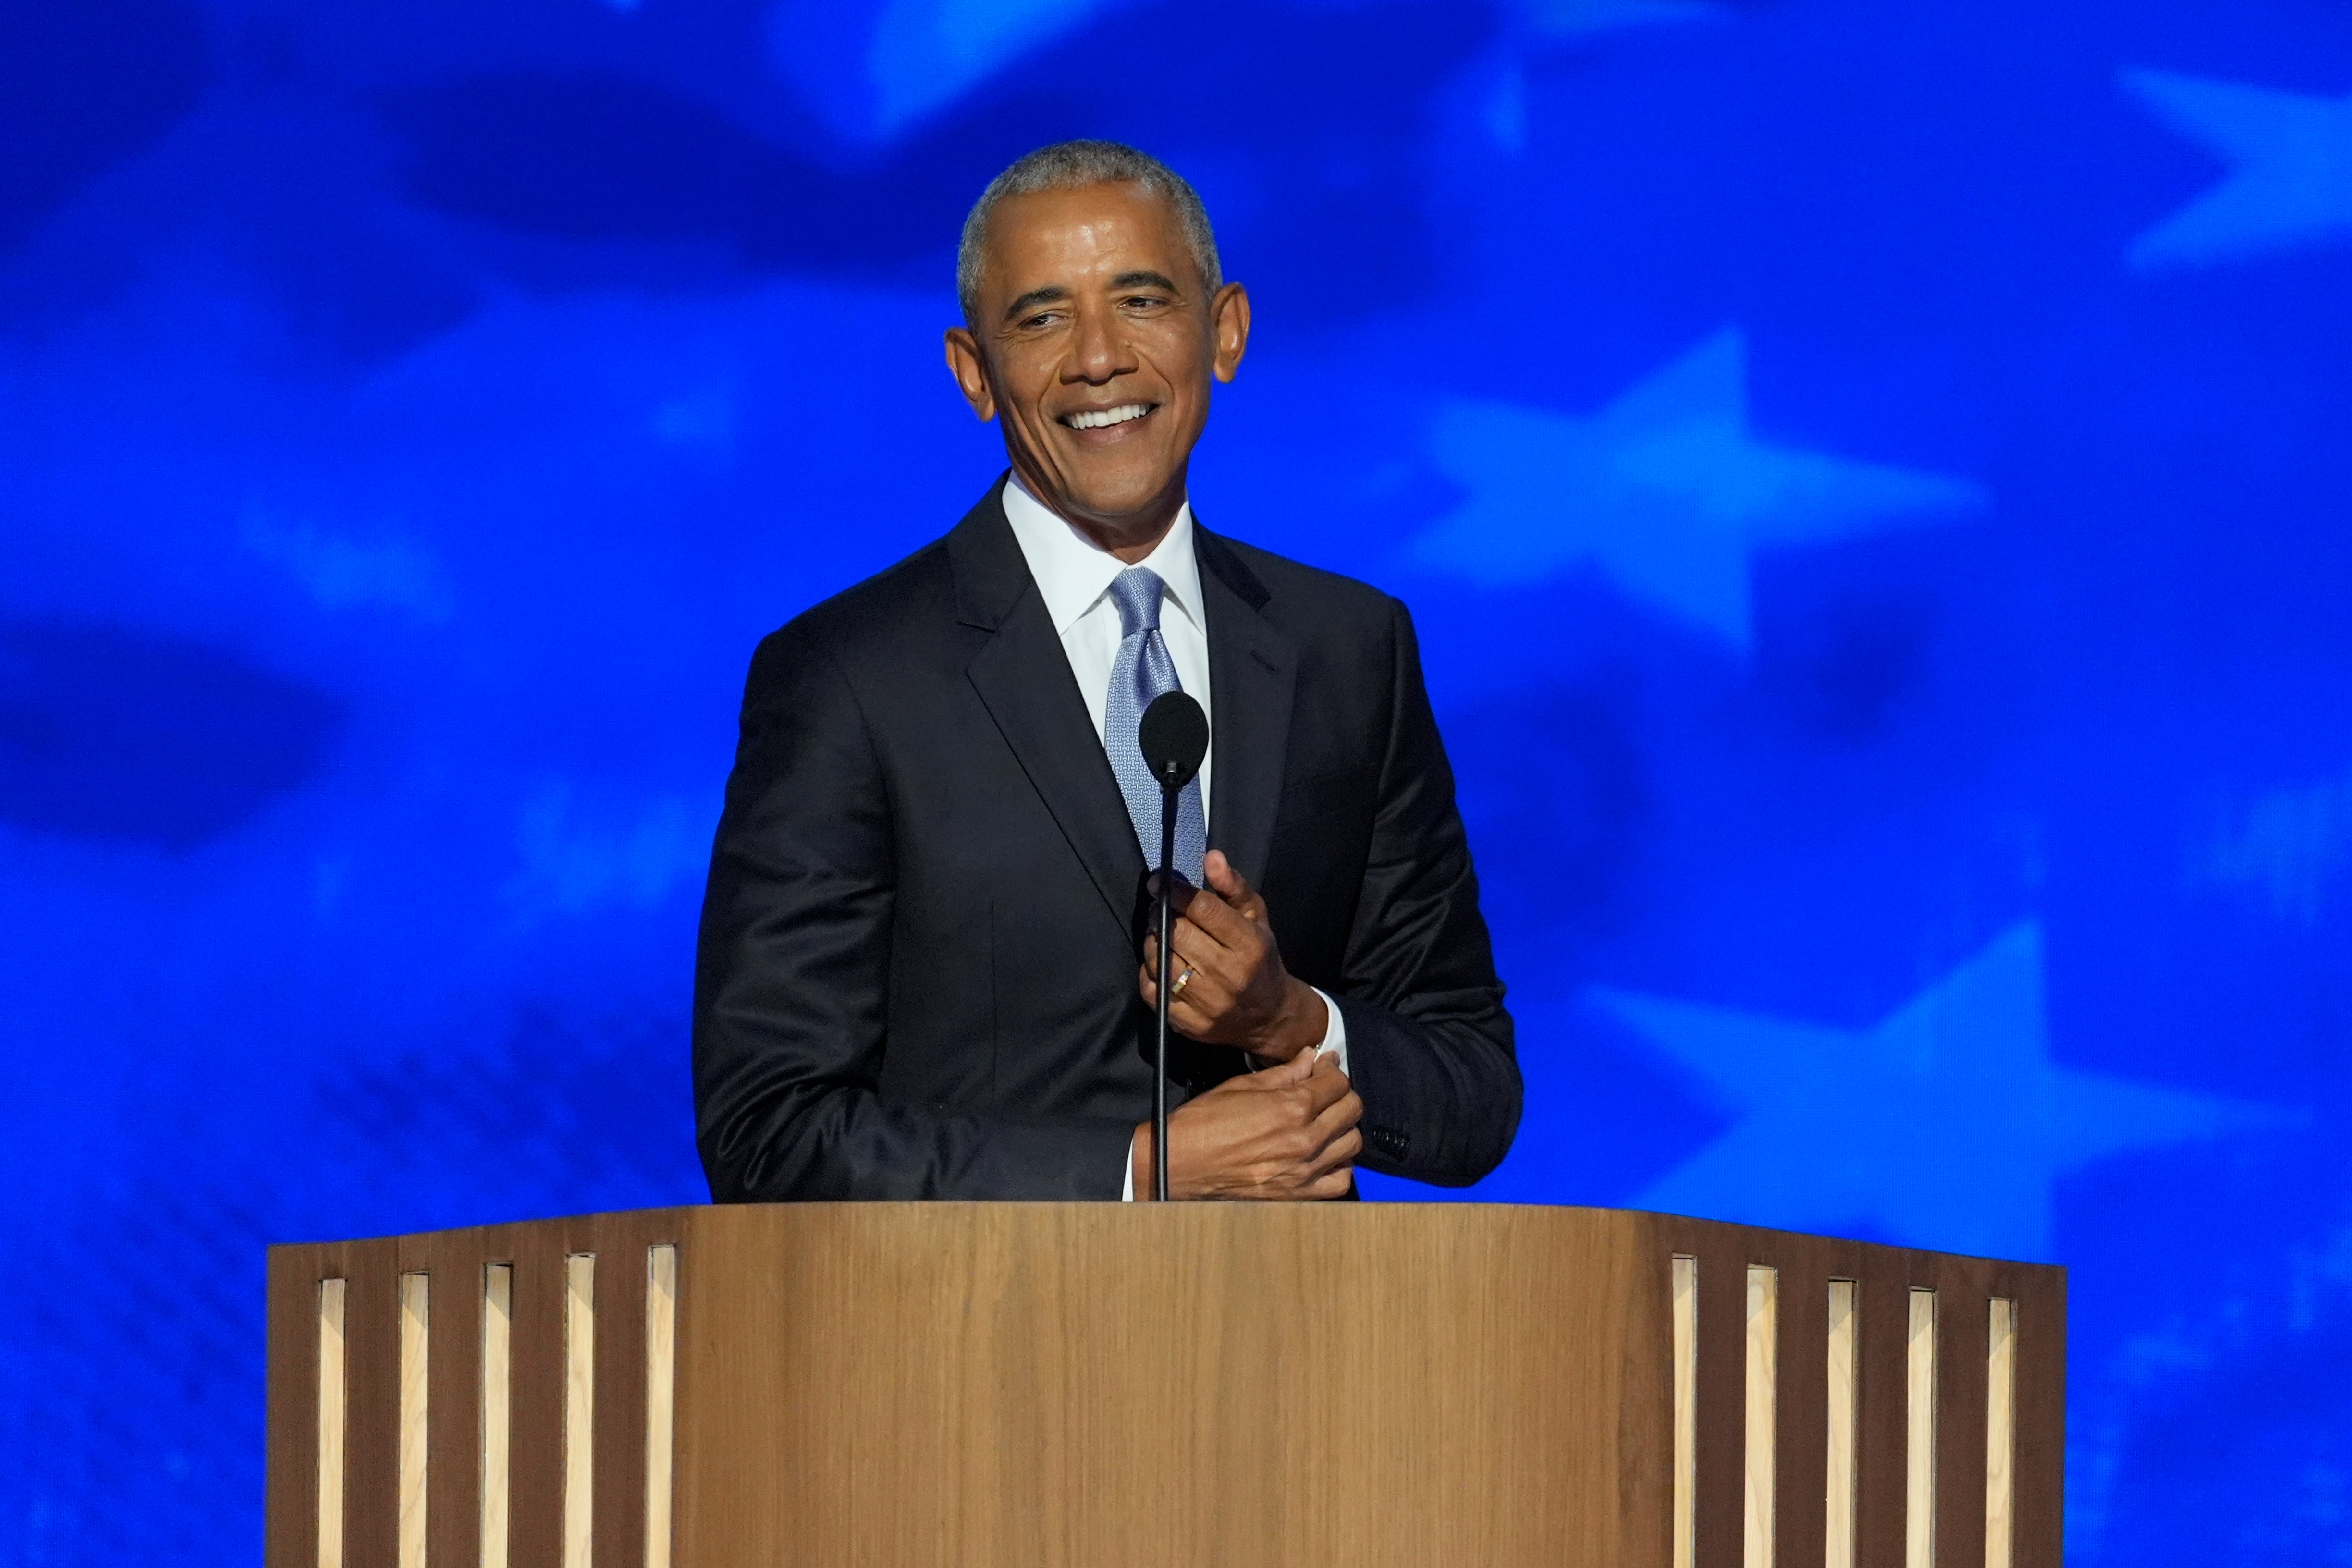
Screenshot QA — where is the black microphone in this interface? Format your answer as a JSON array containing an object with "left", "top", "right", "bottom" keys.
[
  {"left": 1139, "top": 690, "right": 1209, "bottom": 794},
  {"left": 1138, "top": 691, "right": 1207, "bottom": 1201}
]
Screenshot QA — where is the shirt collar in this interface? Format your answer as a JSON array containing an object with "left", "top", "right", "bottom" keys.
[{"left": 999, "top": 473, "right": 1204, "bottom": 638}]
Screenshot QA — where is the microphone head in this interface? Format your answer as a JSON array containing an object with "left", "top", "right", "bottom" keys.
[{"left": 1138, "top": 691, "right": 1209, "bottom": 790}]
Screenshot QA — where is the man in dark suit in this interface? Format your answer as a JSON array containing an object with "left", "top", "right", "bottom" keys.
[{"left": 694, "top": 141, "right": 1518, "bottom": 1201}]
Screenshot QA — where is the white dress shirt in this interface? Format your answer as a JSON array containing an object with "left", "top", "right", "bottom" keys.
[{"left": 997, "top": 477, "right": 1348, "bottom": 1200}]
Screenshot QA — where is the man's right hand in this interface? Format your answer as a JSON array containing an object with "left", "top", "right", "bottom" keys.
[{"left": 1130, "top": 1050, "right": 1363, "bottom": 1200}]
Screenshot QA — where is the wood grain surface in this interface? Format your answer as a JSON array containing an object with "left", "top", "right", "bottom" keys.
[{"left": 263, "top": 1203, "right": 2064, "bottom": 1568}]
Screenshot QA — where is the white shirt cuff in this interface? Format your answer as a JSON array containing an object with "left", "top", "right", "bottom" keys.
[
  {"left": 1311, "top": 985, "right": 1349, "bottom": 1074},
  {"left": 1119, "top": 989, "right": 1348, "bottom": 1203}
]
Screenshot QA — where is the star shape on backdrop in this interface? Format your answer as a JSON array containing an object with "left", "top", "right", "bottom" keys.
[
  {"left": 1407, "top": 330, "right": 1986, "bottom": 649},
  {"left": 1590, "top": 923, "right": 2291, "bottom": 1261},
  {"left": 2122, "top": 67, "right": 2352, "bottom": 270}
]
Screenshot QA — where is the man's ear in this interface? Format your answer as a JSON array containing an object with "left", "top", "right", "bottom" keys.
[
  {"left": 1210, "top": 282, "right": 1251, "bottom": 385},
  {"left": 943, "top": 327, "right": 997, "bottom": 421}
]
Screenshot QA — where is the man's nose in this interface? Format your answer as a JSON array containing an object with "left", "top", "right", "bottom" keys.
[{"left": 1063, "top": 305, "right": 1133, "bottom": 385}]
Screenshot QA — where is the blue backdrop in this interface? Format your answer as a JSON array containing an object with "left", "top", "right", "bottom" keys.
[{"left": 4, "top": 0, "right": 2350, "bottom": 1558}]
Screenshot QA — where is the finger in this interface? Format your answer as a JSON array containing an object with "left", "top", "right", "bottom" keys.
[
  {"left": 1142, "top": 931, "right": 1195, "bottom": 977},
  {"left": 1149, "top": 870, "right": 1201, "bottom": 917},
  {"left": 1203, "top": 850, "right": 1241, "bottom": 899},
  {"left": 1308, "top": 1100, "right": 1364, "bottom": 1170},
  {"left": 1306, "top": 1085, "right": 1364, "bottom": 1146},
  {"left": 1203, "top": 851, "right": 1269, "bottom": 922},
  {"left": 1139, "top": 965, "right": 1221, "bottom": 1013},
  {"left": 1149, "top": 927, "right": 1229, "bottom": 998},
  {"left": 1168, "top": 978, "right": 1232, "bottom": 1039},
  {"left": 1305, "top": 1164, "right": 1357, "bottom": 1200},
  {"left": 1170, "top": 880, "right": 1255, "bottom": 947},
  {"left": 1168, "top": 952, "right": 1254, "bottom": 1046},
  {"left": 1292, "top": 1072, "right": 1353, "bottom": 1123},
  {"left": 1146, "top": 932, "right": 1225, "bottom": 1004},
  {"left": 1305, "top": 1125, "right": 1364, "bottom": 1180},
  {"left": 1170, "top": 919, "right": 1264, "bottom": 1014},
  {"left": 1171, "top": 907, "right": 1261, "bottom": 982},
  {"left": 1139, "top": 959, "right": 1201, "bottom": 1011},
  {"left": 1296, "top": 1057, "right": 1357, "bottom": 1116},
  {"left": 1204, "top": 849, "right": 1257, "bottom": 906},
  {"left": 1312, "top": 1053, "right": 1355, "bottom": 1090},
  {"left": 1139, "top": 953, "right": 1239, "bottom": 1043},
  {"left": 1256, "top": 1046, "right": 1318, "bottom": 1086}
]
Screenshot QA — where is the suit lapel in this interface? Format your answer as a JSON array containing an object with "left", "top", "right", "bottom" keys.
[
  {"left": 1196, "top": 526, "right": 1295, "bottom": 885},
  {"left": 952, "top": 487, "right": 1147, "bottom": 938}
]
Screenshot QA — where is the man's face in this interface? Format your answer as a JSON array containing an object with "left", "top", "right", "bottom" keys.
[{"left": 946, "top": 182, "right": 1249, "bottom": 542}]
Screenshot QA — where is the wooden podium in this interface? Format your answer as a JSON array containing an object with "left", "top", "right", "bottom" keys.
[{"left": 266, "top": 1204, "right": 2063, "bottom": 1568}]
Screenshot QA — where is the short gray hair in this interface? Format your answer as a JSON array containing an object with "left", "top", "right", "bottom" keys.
[{"left": 956, "top": 140, "right": 1222, "bottom": 323}]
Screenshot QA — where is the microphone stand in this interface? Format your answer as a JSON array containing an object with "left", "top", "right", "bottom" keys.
[
  {"left": 1137, "top": 687, "right": 1204, "bottom": 1202},
  {"left": 1153, "top": 782, "right": 1178, "bottom": 1201}
]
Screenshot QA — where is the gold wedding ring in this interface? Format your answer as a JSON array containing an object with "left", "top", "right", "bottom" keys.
[{"left": 1171, "top": 967, "right": 1194, "bottom": 999}]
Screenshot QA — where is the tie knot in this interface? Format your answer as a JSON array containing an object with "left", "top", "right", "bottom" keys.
[{"left": 1107, "top": 566, "right": 1165, "bottom": 637}]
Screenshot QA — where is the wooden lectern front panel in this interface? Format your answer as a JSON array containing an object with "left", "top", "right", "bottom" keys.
[
  {"left": 267, "top": 1203, "right": 2061, "bottom": 1568},
  {"left": 673, "top": 1203, "right": 1663, "bottom": 1568}
]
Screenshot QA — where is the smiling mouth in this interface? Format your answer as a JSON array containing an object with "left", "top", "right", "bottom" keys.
[{"left": 1060, "top": 402, "right": 1155, "bottom": 431}]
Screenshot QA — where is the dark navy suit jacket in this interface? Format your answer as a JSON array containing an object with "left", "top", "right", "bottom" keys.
[{"left": 693, "top": 484, "right": 1519, "bottom": 1200}]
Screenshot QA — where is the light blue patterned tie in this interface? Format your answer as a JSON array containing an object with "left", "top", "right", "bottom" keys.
[{"left": 1104, "top": 566, "right": 1207, "bottom": 884}]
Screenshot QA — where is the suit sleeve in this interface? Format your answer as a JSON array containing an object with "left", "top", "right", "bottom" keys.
[
  {"left": 692, "top": 624, "right": 1138, "bottom": 1201},
  {"left": 1332, "top": 599, "right": 1522, "bottom": 1186}
]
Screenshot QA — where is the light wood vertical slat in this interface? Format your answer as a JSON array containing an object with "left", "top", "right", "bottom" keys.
[
  {"left": 1906, "top": 1288, "right": 1937, "bottom": 1568},
  {"left": 1743, "top": 1267, "right": 1776, "bottom": 1568},
  {"left": 481, "top": 1264, "right": 512, "bottom": 1568},
  {"left": 318, "top": 1278, "right": 348, "bottom": 1568},
  {"left": 398, "top": 1274, "right": 429, "bottom": 1568},
  {"left": 1985, "top": 1298, "right": 2016, "bottom": 1568},
  {"left": 565, "top": 1253, "right": 597, "bottom": 1568},
  {"left": 1824, "top": 1281, "right": 1858, "bottom": 1568},
  {"left": 645, "top": 1245, "right": 679, "bottom": 1568},
  {"left": 1672, "top": 1254, "right": 1697, "bottom": 1568}
]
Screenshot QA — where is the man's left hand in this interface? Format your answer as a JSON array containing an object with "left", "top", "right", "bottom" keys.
[{"left": 1139, "top": 850, "right": 1328, "bottom": 1062}]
